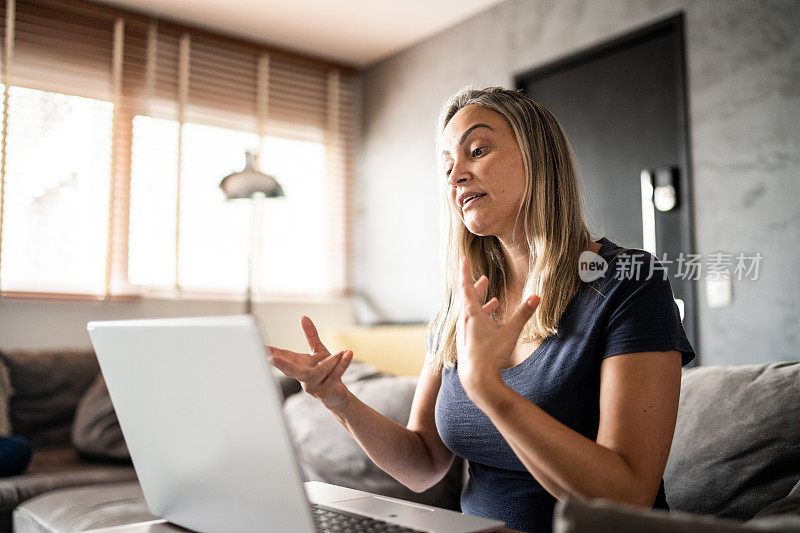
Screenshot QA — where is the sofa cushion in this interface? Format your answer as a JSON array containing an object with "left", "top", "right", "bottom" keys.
[
  {"left": 13, "top": 481, "right": 153, "bottom": 533},
  {"left": 0, "top": 350, "right": 99, "bottom": 448},
  {"left": 664, "top": 362, "right": 800, "bottom": 520},
  {"left": 553, "top": 496, "right": 800, "bottom": 533},
  {"left": 283, "top": 362, "right": 462, "bottom": 511}
]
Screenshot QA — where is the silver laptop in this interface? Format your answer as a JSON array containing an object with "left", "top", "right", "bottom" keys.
[{"left": 87, "top": 315, "right": 504, "bottom": 533}]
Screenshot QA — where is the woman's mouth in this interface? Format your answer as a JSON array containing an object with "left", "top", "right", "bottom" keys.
[{"left": 462, "top": 193, "right": 486, "bottom": 209}]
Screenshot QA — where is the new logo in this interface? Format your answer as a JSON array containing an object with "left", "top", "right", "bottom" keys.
[{"left": 578, "top": 251, "right": 608, "bottom": 282}]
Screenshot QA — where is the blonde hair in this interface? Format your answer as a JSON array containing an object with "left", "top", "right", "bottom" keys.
[{"left": 429, "top": 86, "right": 592, "bottom": 372}]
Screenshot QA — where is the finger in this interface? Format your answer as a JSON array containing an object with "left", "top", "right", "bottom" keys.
[
  {"left": 458, "top": 256, "right": 474, "bottom": 294},
  {"left": 505, "top": 295, "right": 541, "bottom": 335},
  {"left": 473, "top": 275, "right": 489, "bottom": 297},
  {"left": 459, "top": 256, "right": 484, "bottom": 315},
  {"left": 267, "top": 346, "right": 305, "bottom": 360},
  {"left": 306, "top": 350, "right": 345, "bottom": 387},
  {"left": 322, "top": 350, "right": 353, "bottom": 386},
  {"left": 482, "top": 297, "right": 500, "bottom": 315},
  {"left": 268, "top": 347, "right": 314, "bottom": 372},
  {"left": 269, "top": 352, "right": 305, "bottom": 378},
  {"left": 300, "top": 316, "right": 329, "bottom": 362}
]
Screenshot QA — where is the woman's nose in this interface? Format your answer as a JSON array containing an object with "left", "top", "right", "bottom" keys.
[{"left": 447, "top": 160, "right": 471, "bottom": 186}]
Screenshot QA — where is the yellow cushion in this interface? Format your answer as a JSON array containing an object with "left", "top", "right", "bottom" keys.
[{"left": 321, "top": 325, "right": 428, "bottom": 376}]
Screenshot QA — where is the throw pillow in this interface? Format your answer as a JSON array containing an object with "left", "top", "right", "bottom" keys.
[
  {"left": 664, "top": 362, "right": 800, "bottom": 520},
  {"left": 0, "top": 349, "right": 100, "bottom": 447},
  {"left": 283, "top": 362, "right": 462, "bottom": 511},
  {"left": 71, "top": 375, "right": 130, "bottom": 462}
]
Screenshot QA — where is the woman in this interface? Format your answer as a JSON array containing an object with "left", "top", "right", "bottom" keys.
[{"left": 270, "top": 86, "right": 695, "bottom": 532}]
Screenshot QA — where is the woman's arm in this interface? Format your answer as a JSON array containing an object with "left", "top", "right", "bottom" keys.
[
  {"left": 329, "top": 355, "right": 456, "bottom": 493},
  {"left": 270, "top": 317, "right": 454, "bottom": 493},
  {"left": 465, "top": 350, "right": 682, "bottom": 506}
]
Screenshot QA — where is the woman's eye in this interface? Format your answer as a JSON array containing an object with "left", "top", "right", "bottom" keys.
[{"left": 471, "top": 147, "right": 485, "bottom": 157}]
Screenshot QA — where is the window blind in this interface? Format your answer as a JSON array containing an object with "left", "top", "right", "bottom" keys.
[
  {"left": 186, "top": 34, "right": 258, "bottom": 134},
  {"left": 12, "top": 0, "right": 112, "bottom": 100},
  {"left": 0, "top": 0, "right": 356, "bottom": 299}
]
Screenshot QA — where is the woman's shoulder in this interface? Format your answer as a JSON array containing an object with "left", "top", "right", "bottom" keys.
[
  {"left": 561, "top": 238, "right": 662, "bottom": 324},
  {"left": 588, "top": 237, "right": 695, "bottom": 366}
]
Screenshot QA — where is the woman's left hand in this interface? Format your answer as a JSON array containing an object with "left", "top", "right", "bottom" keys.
[{"left": 456, "top": 256, "right": 540, "bottom": 398}]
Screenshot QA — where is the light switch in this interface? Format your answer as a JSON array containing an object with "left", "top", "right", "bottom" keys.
[{"left": 706, "top": 278, "right": 732, "bottom": 308}]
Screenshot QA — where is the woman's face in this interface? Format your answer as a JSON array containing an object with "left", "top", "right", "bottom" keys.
[{"left": 440, "top": 105, "right": 527, "bottom": 241}]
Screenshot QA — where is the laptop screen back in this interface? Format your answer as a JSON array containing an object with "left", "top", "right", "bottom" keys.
[{"left": 88, "top": 315, "right": 315, "bottom": 533}]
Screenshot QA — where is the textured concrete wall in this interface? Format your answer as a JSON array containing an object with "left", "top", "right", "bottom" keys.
[{"left": 354, "top": 0, "right": 800, "bottom": 364}]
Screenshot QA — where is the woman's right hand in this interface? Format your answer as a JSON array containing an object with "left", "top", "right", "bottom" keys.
[{"left": 268, "top": 316, "right": 354, "bottom": 411}]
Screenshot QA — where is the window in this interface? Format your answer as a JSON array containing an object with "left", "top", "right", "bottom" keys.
[
  {"left": 257, "top": 136, "right": 328, "bottom": 295},
  {"left": 0, "top": 0, "right": 355, "bottom": 299},
  {"left": 127, "top": 115, "right": 179, "bottom": 290},
  {"left": 128, "top": 120, "right": 329, "bottom": 296},
  {"left": 0, "top": 87, "right": 112, "bottom": 294}
]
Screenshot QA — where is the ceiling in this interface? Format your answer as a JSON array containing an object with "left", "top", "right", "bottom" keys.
[{"left": 99, "top": 0, "right": 506, "bottom": 68}]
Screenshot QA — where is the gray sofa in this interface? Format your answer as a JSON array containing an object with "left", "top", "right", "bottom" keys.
[
  {"left": 0, "top": 351, "right": 460, "bottom": 532},
  {"left": 0, "top": 350, "right": 137, "bottom": 533},
  {"left": 554, "top": 362, "right": 800, "bottom": 532},
  {"left": 2, "top": 350, "right": 799, "bottom": 532}
]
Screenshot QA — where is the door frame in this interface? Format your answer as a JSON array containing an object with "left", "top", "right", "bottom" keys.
[{"left": 514, "top": 13, "right": 698, "bottom": 360}]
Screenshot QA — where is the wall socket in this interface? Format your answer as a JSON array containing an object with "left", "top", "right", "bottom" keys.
[{"left": 706, "top": 278, "right": 733, "bottom": 308}]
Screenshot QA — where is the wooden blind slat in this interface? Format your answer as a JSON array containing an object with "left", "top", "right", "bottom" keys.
[{"left": 12, "top": 0, "right": 112, "bottom": 100}]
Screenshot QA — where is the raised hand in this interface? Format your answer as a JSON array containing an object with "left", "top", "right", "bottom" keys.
[
  {"left": 456, "top": 256, "right": 540, "bottom": 394},
  {"left": 268, "top": 316, "right": 353, "bottom": 411}
]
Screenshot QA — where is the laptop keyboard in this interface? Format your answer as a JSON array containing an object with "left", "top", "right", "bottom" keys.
[{"left": 311, "top": 504, "right": 426, "bottom": 532}]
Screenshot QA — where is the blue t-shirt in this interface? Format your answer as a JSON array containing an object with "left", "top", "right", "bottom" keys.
[{"left": 434, "top": 237, "right": 695, "bottom": 533}]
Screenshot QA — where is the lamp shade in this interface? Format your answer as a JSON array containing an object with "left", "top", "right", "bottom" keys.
[{"left": 219, "top": 151, "right": 284, "bottom": 199}]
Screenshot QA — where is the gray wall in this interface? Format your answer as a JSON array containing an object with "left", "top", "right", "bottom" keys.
[{"left": 354, "top": 0, "right": 800, "bottom": 365}]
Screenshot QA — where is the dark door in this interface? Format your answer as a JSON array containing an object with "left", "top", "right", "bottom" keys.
[{"left": 516, "top": 14, "right": 697, "bottom": 355}]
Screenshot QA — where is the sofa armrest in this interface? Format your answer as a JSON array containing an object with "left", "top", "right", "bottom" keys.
[
  {"left": 553, "top": 497, "right": 800, "bottom": 533},
  {"left": 13, "top": 482, "right": 152, "bottom": 533},
  {"left": 0, "top": 459, "right": 136, "bottom": 533}
]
